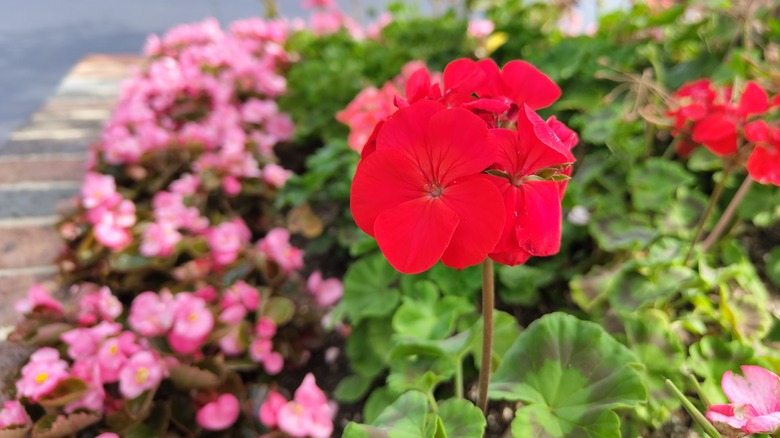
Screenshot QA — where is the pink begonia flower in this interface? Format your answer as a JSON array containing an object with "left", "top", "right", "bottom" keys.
[
  {"left": 706, "top": 365, "right": 780, "bottom": 435},
  {"left": 61, "top": 322, "right": 121, "bottom": 361},
  {"left": 265, "top": 114, "right": 295, "bottom": 141},
  {"left": 78, "top": 286, "right": 122, "bottom": 324},
  {"left": 467, "top": 18, "right": 494, "bottom": 39},
  {"left": 259, "top": 390, "right": 288, "bottom": 428},
  {"left": 275, "top": 374, "right": 335, "bottom": 438},
  {"left": 97, "top": 332, "right": 141, "bottom": 383},
  {"left": 263, "top": 352, "right": 284, "bottom": 375},
  {"left": 92, "top": 201, "right": 136, "bottom": 251},
  {"left": 255, "top": 317, "right": 277, "bottom": 339},
  {"left": 140, "top": 221, "right": 182, "bottom": 257},
  {"left": 222, "top": 280, "right": 260, "bottom": 311},
  {"left": 16, "top": 347, "right": 70, "bottom": 401},
  {"left": 95, "top": 434, "right": 120, "bottom": 438},
  {"left": 306, "top": 271, "right": 344, "bottom": 307},
  {"left": 218, "top": 326, "right": 245, "bottom": 356},
  {"left": 263, "top": 163, "right": 293, "bottom": 188},
  {"left": 65, "top": 359, "right": 105, "bottom": 414},
  {"left": 365, "top": 12, "right": 392, "bottom": 39},
  {"left": 118, "top": 351, "right": 165, "bottom": 399},
  {"left": 222, "top": 175, "right": 242, "bottom": 196},
  {"left": 207, "top": 219, "right": 252, "bottom": 266},
  {"left": 128, "top": 291, "right": 175, "bottom": 337},
  {"left": 193, "top": 285, "right": 218, "bottom": 303},
  {"left": 169, "top": 173, "right": 200, "bottom": 196},
  {"left": 197, "top": 393, "right": 241, "bottom": 431},
  {"left": 0, "top": 400, "right": 31, "bottom": 428},
  {"left": 81, "top": 172, "right": 117, "bottom": 209},
  {"left": 14, "top": 284, "right": 63, "bottom": 315},
  {"left": 242, "top": 98, "right": 278, "bottom": 124},
  {"left": 167, "top": 293, "right": 214, "bottom": 355},
  {"left": 257, "top": 228, "right": 304, "bottom": 274},
  {"left": 249, "top": 338, "right": 273, "bottom": 363}
]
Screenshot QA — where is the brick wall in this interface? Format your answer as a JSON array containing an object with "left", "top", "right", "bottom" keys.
[{"left": 0, "top": 55, "right": 140, "bottom": 326}]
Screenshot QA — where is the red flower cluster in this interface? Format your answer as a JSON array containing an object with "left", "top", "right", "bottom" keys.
[
  {"left": 349, "top": 58, "right": 577, "bottom": 274},
  {"left": 668, "top": 79, "right": 780, "bottom": 185}
]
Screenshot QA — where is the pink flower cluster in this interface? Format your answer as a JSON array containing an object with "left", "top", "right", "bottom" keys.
[
  {"left": 303, "top": 0, "right": 392, "bottom": 40},
  {"left": 81, "top": 172, "right": 137, "bottom": 250},
  {"left": 0, "top": 401, "right": 30, "bottom": 429},
  {"left": 260, "top": 373, "right": 335, "bottom": 438}
]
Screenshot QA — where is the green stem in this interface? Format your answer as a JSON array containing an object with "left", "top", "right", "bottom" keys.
[
  {"left": 701, "top": 176, "right": 754, "bottom": 254},
  {"left": 684, "top": 165, "right": 733, "bottom": 265},
  {"left": 427, "top": 391, "right": 439, "bottom": 413},
  {"left": 477, "top": 258, "right": 495, "bottom": 414},
  {"left": 665, "top": 379, "right": 724, "bottom": 438},
  {"left": 455, "top": 356, "right": 464, "bottom": 399}
]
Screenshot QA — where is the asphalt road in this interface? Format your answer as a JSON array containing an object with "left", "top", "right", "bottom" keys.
[{"left": 0, "top": 0, "right": 390, "bottom": 147}]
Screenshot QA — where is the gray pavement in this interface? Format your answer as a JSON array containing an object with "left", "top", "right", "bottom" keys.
[{"left": 0, "top": 0, "right": 390, "bottom": 147}]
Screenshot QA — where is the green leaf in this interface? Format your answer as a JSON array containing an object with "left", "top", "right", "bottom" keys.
[
  {"left": 373, "top": 391, "right": 430, "bottom": 437},
  {"left": 497, "top": 264, "right": 555, "bottom": 306},
  {"left": 123, "top": 402, "right": 170, "bottom": 438},
  {"left": 32, "top": 412, "right": 100, "bottom": 438},
  {"left": 766, "top": 247, "right": 780, "bottom": 287},
  {"left": 590, "top": 214, "right": 657, "bottom": 252},
  {"left": 263, "top": 296, "right": 295, "bottom": 325},
  {"left": 469, "top": 311, "right": 522, "bottom": 371},
  {"left": 364, "top": 387, "right": 401, "bottom": 424},
  {"left": 335, "top": 374, "right": 375, "bottom": 403},
  {"left": 490, "top": 313, "right": 646, "bottom": 437},
  {"left": 437, "top": 399, "right": 485, "bottom": 438},
  {"left": 37, "top": 377, "right": 88, "bottom": 408},
  {"left": 346, "top": 317, "right": 395, "bottom": 378},
  {"left": 512, "top": 406, "right": 620, "bottom": 438},
  {"left": 623, "top": 310, "right": 685, "bottom": 426},
  {"left": 168, "top": 363, "right": 222, "bottom": 390},
  {"left": 426, "top": 263, "right": 482, "bottom": 299},
  {"left": 628, "top": 158, "right": 694, "bottom": 212},
  {"left": 393, "top": 282, "right": 474, "bottom": 340},
  {"left": 341, "top": 253, "right": 401, "bottom": 324},
  {"left": 343, "top": 422, "right": 389, "bottom": 438}
]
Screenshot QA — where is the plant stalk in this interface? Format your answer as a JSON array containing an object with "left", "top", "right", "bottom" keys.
[
  {"left": 477, "top": 258, "right": 495, "bottom": 414},
  {"left": 701, "top": 176, "right": 754, "bottom": 254},
  {"left": 455, "top": 357, "right": 464, "bottom": 399},
  {"left": 684, "top": 165, "right": 733, "bottom": 265}
]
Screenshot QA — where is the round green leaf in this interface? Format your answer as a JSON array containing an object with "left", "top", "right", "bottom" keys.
[
  {"left": 437, "top": 399, "right": 485, "bottom": 438},
  {"left": 490, "top": 313, "right": 646, "bottom": 438}
]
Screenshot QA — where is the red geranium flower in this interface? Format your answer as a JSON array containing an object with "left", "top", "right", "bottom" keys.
[
  {"left": 691, "top": 81, "right": 769, "bottom": 156},
  {"left": 745, "top": 120, "right": 780, "bottom": 185},
  {"left": 350, "top": 100, "right": 505, "bottom": 274},
  {"left": 487, "top": 105, "right": 576, "bottom": 266}
]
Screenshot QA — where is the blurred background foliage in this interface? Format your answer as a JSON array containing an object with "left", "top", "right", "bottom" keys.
[{"left": 274, "top": 0, "right": 780, "bottom": 434}]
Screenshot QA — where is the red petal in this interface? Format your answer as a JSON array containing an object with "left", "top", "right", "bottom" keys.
[
  {"left": 745, "top": 120, "right": 769, "bottom": 143},
  {"left": 405, "top": 67, "right": 432, "bottom": 104},
  {"left": 546, "top": 115, "right": 579, "bottom": 150},
  {"left": 374, "top": 197, "right": 459, "bottom": 274},
  {"left": 425, "top": 107, "right": 497, "bottom": 185},
  {"left": 474, "top": 59, "right": 504, "bottom": 98},
  {"left": 350, "top": 148, "right": 426, "bottom": 236},
  {"left": 691, "top": 113, "right": 738, "bottom": 155},
  {"left": 521, "top": 105, "right": 575, "bottom": 166},
  {"left": 738, "top": 81, "right": 769, "bottom": 116},
  {"left": 747, "top": 146, "right": 780, "bottom": 185},
  {"left": 442, "top": 58, "right": 483, "bottom": 105},
  {"left": 501, "top": 61, "right": 561, "bottom": 110},
  {"left": 360, "top": 119, "right": 384, "bottom": 160},
  {"left": 439, "top": 175, "right": 505, "bottom": 269},
  {"left": 517, "top": 180, "right": 563, "bottom": 256},
  {"left": 376, "top": 100, "right": 445, "bottom": 162}
]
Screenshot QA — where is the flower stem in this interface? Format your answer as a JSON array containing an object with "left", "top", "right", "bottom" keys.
[
  {"left": 684, "top": 165, "right": 733, "bottom": 265},
  {"left": 455, "top": 357, "right": 464, "bottom": 399},
  {"left": 701, "top": 176, "right": 754, "bottom": 254},
  {"left": 477, "top": 258, "right": 495, "bottom": 414}
]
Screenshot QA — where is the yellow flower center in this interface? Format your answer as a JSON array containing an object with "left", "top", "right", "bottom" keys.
[
  {"left": 188, "top": 312, "right": 198, "bottom": 322},
  {"left": 110, "top": 344, "right": 119, "bottom": 355},
  {"left": 35, "top": 372, "right": 48, "bottom": 384},
  {"left": 135, "top": 367, "right": 149, "bottom": 383}
]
